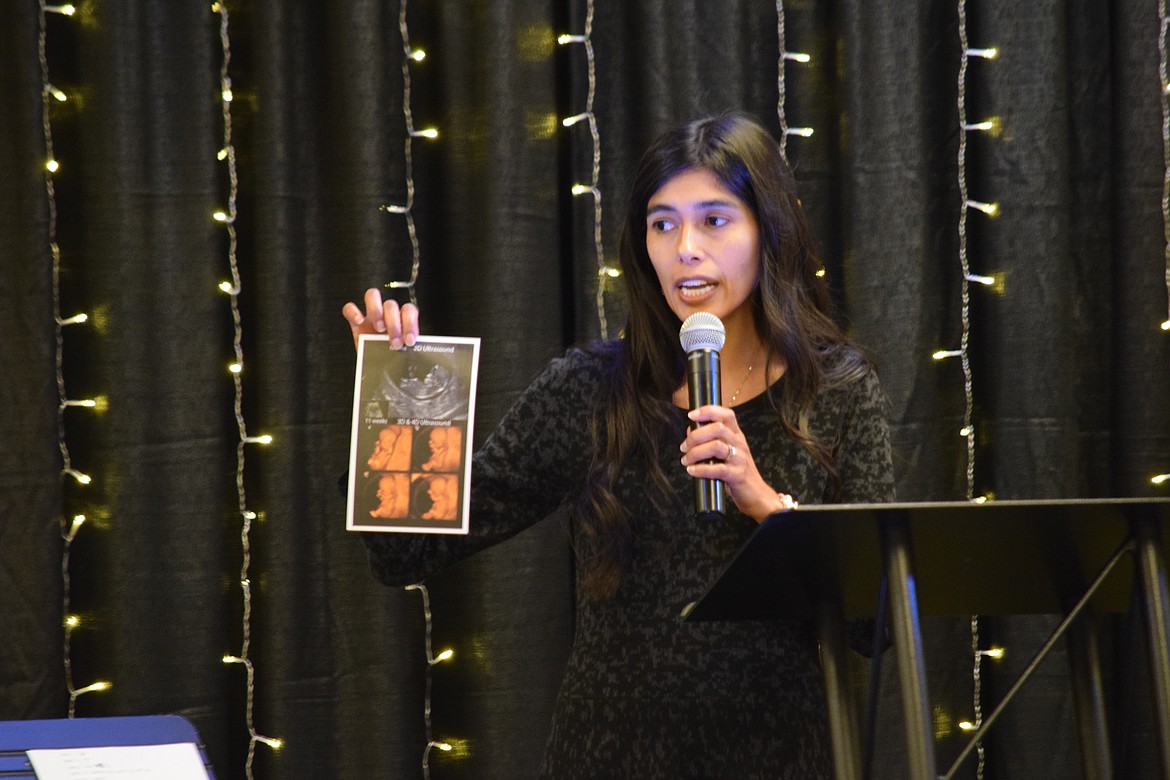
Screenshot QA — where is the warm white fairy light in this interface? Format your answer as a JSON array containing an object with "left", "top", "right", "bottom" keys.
[
  {"left": 943, "top": 1, "right": 1005, "bottom": 501},
  {"left": 39, "top": 0, "right": 108, "bottom": 716},
  {"left": 965, "top": 199, "right": 1000, "bottom": 217},
  {"left": 559, "top": 0, "right": 612, "bottom": 338},
  {"left": 62, "top": 468, "right": 91, "bottom": 485},
  {"left": 379, "top": 4, "right": 459, "bottom": 774},
  {"left": 955, "top": 4, "right": 1000, "bottom": 776},
  {"left": 212, "top": 3, "right": 281, "bottom": 774},
  {"left": 775, "top": 1, "right": 814, "bottom": 159},
  {"left": 406, "top": 584, "right": 457, "bottom": 778},
  {"left": 1160, "top": 0, "right": 1170, "bottom": 332},
  {"left": 62, "top": 513, "right": 111, "bottom": 718},
  {"left": 1153, "top": 473, "right": 1170, "bottom": 485},
  {"left": 966, "top": 622, "right": 1008, "bottom": 756},
  {"left": 377, "top": 0, "right": 437, "bottom": 299}
]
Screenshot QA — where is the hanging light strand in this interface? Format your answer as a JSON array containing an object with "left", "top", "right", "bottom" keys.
[
  {"left": 559, "top": 0, "right": 612, "bottom": 339},
  {"left": 775, "top": 0, "right": 814, "bottom": 161},
  {"left": 379, "top": 0, "right": 438, "bottom": 301},
  {"left": 405, "top": 584, "right": 455, "bottom": 778},
  {"left": 211, "top": 3, "right": 282, "bottom": 774},
  {"left": 955, "top": 1, "right": 978, "bottom": 502},
  {"left": 941, "top": 6, "right": 1001, "bottom": 500},
  {"left": 958, "top": 2, "right": 981, "bottom": 773},
  {"left": 40, "top": 0, "right": 107, "bottom": 713},
  {"left": 380, "top": 3, "right": 456, "bottom": 774},
  {"left": 1160, "top": 0, "right": 1169, "bottom": 334},
  {"left": 954, "top": 3, "right": 1002, "bottom": 777},
  {"left": 62, "top": 515, "right": 108, "bottom": 717}
]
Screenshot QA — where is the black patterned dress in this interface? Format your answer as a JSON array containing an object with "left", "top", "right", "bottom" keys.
[{"left": 364, "top": 345, "right": 894, "bottom": 779}]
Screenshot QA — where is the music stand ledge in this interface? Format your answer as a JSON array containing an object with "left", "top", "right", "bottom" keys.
[{"left": 683, "top": 498, "right": 1170, "bottom": 780}]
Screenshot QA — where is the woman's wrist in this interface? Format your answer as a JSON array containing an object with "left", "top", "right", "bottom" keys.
[{"left": 750, "top": 490, "right": 797, "bottom": 524}]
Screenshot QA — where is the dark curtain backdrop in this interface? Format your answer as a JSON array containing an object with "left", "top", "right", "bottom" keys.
[{"left": 2, "top": 1, "right": 1168, "bottom": 778}]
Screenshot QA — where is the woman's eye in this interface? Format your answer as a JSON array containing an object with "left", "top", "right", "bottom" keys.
[
  {"left": 650, "top": 218, "right": 675, "bottom": 232},
  {"left": 706, "top": 215, "right": 729, "bottom": 228}
]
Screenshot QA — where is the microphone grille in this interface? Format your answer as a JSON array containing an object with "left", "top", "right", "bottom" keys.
[{"left": 679, "top": 312, "right": 725, "bottom": 353}]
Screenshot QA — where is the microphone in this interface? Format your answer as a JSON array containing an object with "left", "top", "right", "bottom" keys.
[{"left": 679, "top": 312, "right": 725, "bottom": 518}]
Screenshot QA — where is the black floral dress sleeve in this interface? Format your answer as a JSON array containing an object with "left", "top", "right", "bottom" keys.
[
  {"left": 834, "top": 366, "right": 896, "bottom": 504},
  {"left": 362, "top": 348, "right": 601, "bottom": 586}
]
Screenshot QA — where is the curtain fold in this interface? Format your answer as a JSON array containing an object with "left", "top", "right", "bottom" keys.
[{"left": 1, "top": 1, "right": 1167, "bottom": 778}]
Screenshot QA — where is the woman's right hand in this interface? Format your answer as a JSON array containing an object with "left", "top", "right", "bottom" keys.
[{"left": 341, "top": 288, "right": 420, "bottom": 351}]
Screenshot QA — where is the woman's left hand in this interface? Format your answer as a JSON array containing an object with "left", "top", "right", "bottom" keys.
[{"left": 680, "top": 404, "right": 797, "bottom": 523}]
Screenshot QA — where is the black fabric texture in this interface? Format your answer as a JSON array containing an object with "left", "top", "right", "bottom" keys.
[{"left": 1, "top": 1, "right": 1167, "bottom": 778}]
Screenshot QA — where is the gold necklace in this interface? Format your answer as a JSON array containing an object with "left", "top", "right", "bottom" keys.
[{"left": 729, "top": 361, "right": 755, "bottom": 405}]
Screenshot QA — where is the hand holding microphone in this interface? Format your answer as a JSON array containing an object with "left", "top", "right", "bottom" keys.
[
  {"left": 679, "top": 312, "right": 726, "bottom": 518},
  {"left": 679, "top": 312, "right": 797, "bottom": 522}
]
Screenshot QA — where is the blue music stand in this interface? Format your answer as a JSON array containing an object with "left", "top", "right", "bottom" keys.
[{"left": 0, "top": 715, "right": 214, "bottom": 778}]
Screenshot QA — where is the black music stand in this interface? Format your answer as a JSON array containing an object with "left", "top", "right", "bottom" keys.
[
  {"left": 0, "top": 715, "right": 214, "bottom": 779},
  {"left": 684, "top": 499, "right": 1170, "bottom": 780}
]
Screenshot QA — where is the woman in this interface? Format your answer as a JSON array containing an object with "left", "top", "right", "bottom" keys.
[{"left": 342, "top": 113, "right": 894, "bottom": 778}]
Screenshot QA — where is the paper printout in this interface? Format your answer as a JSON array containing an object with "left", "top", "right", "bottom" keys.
[
  {"left": 346, "top": 334, "right": 480, "bottom": 534},
  {"left": 26, "top": 743, "right": 210, "bottom": 780}
]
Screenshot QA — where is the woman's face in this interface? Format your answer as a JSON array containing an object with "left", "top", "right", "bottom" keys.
[{"left": 645, "top": 167, "right": 761, "bottom": 334}]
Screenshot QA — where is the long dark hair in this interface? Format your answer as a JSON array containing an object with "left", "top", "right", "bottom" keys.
[{"left": 575, "top": 113, "right": 871, "bottom": 601}]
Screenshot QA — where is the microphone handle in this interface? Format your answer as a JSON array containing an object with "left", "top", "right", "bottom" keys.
[{"left": 686, "top": 349, "right": 724, "bottom": 518}]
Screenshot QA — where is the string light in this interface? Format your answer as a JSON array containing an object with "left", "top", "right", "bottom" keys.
[
  {"left": 1153, "top": 474, "right": 1169, "bottom": 485},
  {"left": 775, "top": 1, "right": 814, "bottom": 159},
  {"left": 379, "top": 4, "right": 459, "bottom": 774},
  {"left": 965, "top": 199, "right": 1000, "bottom": 217},
  {"left": 378, "top": 0, "right": 437, "bottom": 298},
  {"left": 559, "top": 0, "right": 612, "bottom": 338},
  {"left": 955, "top": 4, "right": 1000, "bottom": 776},
  {"left": 62, "top": 514, "right": 110, "bottom": 717},
  {"left": 39, "top": 0, "right": 109, "bottom": 716},
  {"left": 212, "top": 3, "right": 280, "bottom": 774},
  {"left": 406, "top": 584, "right": 456, "bottom": 778},
  {"left": 1160, "top": 0, "right": 1170, "bottom": 332}
]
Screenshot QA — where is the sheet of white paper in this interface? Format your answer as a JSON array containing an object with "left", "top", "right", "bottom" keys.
[{"left": 26, "top": 743, "right": 210, "bottom": 780}]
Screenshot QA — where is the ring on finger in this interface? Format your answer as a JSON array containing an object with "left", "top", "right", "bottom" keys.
[{"left": 727, "top": 444, "right": 737, "bottom": 460}]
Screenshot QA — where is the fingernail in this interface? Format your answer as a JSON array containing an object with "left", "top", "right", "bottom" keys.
[
  {"left": 404, "top": 334, "right": 416, "bottom": 347},
  {"left": 374, "top": 320, "right": 387, "bottom": 332}
]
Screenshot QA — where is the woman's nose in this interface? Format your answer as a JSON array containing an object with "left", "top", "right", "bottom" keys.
[{"left": 677, "top": 222, "right": 701, "bottom": 263}]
